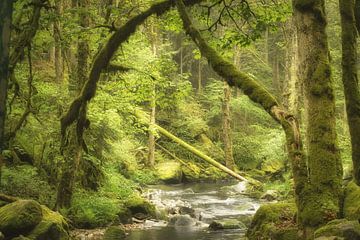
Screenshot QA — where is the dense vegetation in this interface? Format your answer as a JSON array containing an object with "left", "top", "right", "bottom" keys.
[{"left": 0, "top": 0, "right": 359, "bottom": 239}]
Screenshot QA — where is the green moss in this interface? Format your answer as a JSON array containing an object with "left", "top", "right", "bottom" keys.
[
  {"left": 27, "top": 206, "right": 69, "bottom": 240},
  {"left": 125, "top": 195, "right": 156, "bottom": 218},
  {"left": 68, "top": 192, "right": 122, "bottom": 228},
  {"left": 247, "top": 202, "right": 298, "bottom": 240},
  {"left": 343, "top": 181, "right": 360, "bottom": 221},
  {"left": 181, "top": 162, "right": 201, "bottom": 182},
  {"left": 298, "top": 186, "right": 340, "bottom": 227},
  {"left": 0, "top": 200, "right": 42, "bottom": 238},
  {"left": 314, "top": 219, "right": 360, "bottom": 239},
  {"left": 103, "top": 226, "right": 126, "bottom": 240},
  {"left": 155, "top": 161, "right": 183, "bottom": 184}
]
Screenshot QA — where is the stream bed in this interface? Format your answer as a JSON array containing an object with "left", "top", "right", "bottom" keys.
[{"left": 128, "top": 181, "right": 260, "bottom": 240}]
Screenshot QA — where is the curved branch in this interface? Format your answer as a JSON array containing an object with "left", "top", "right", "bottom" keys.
[
  {"left": 175, "top": 0, "right": 308, "bottom": 212},
  {"left": 60, "top": 0, "right": 204, "bottom": 141}
]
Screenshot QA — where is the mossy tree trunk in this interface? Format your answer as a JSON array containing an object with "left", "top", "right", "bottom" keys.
[
  {"left": 339, "top": 0, "right": 360, "bottom": 186},
  {"left": 222, "top": 82, "right": 235, "bottom": 170},
  {"left": 54, "top": 0, "right": 63, "bottom": 82},
  {"left": 293, "top": 0, "right": 342, "bottom": 233},
  {"left": 56, "top": 0, "right": 90, "bottom": 209},
  {"left": 0, "top": 0, "right": 13, "bottom": 152},
  {"left": 0, "top": 0, "right": 13, "bottom": 186}
]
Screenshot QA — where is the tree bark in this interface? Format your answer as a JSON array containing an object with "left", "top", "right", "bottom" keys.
[
  {"left": 339, "top": 0, "right": 360, "bottom": 186},
  {"left": 54, "top": 0, "right": 63, "bottom": 82},
  {"left": 293, "top": 0, "right": 342, "bottom": 232},
  {"left": 0, "top": 0, "right": 12, "bottom": 151},
  {"left": 222, "top": 82, "right": 235, "bottom": 170},
  {"left": 0, "top": 0, "right": 13, "bottom": 186}
]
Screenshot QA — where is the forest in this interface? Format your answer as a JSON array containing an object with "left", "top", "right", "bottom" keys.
[{"left": 0, "top": 0, "right": 360, "bottom": 239}]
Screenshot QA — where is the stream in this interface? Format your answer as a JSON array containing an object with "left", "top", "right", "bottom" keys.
[
  {"left": 128, "top": 181, "right": 260, "bottom": 240},
  {"left": 71, "top": 181, "right": 261, "bottom": 240}
]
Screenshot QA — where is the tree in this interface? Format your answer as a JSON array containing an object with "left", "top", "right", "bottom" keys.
[
  {"left": 0, "top": 0, "right": 13, "bottom": 185},
  {"left": 339, "top": 0, "right": 360, "bottom": 186},
  {"left": 293, "top": 0, "right": 342, "bottom": 233},
  {"left": 0, "top": 0, "right": 13, "bottom": 152},
  {"left": 222, "top": 82, "right": 235, "bottom": 170}
]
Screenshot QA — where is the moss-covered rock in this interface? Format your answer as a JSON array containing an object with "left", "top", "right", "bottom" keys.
[
  {"left": 314, "top": 219, "right": 360, "bottom": 240},
  {"left": 343, "top": 181, "right": 360, "bottom": 221},
  {"left": 125, "top": 195, "right": 156, "bottom": 218},
  {"left": 181, "top": 162, "right": 201, "bottom": 182},
  {"left": 27, "top": 206, "right": 69, "bottom": 240},
  {"left": 247, "top": 202, "right": 298, "bottom": 240},
  {"left": 156, "top": 161, "right": 183, "bottom": 184},
  {"left": 103, "top": 226, "right": 126, "bottom": 240},
  {"left": 209, "top": 219, "right": 246, "bottom": 230},
  {"left": 0, "top": 200, "right": 42, "bottom": 238}
]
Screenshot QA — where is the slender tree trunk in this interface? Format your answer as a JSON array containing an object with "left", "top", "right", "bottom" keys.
[
  {"left": 147, "top": 23, "right": 157, "bottom": 167},
  {"left": 284, "top": 19, "right": 301, "bottom": 120},
  {"left": 54, "top": 0, "right": 63, "bottom": 82},
  {"left": 339, "top": 0, "right": 360, "bottom": 186},
  {"left": 56, "top": 0, "right": 90, "bottom": 209},
  {"left": 0, "top": 0, "right": 13, "bottom": 186},
  {"left": 197, "top": 59, "right": 202, "bottom": 94},
  {"left": 222, "top": 82, "right": 235, "bottom": 170},
  {"left": 293, "top": 0, "right": 342, "bottom": 233}
]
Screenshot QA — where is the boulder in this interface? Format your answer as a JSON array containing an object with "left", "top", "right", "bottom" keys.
[
  {"left": 343, "top": 181, "right": 360, "bottom": 221},
  {"left": 314, "top": 219, "right": 360, "bottom": 240},
  {"left": 125, "top": 195, "right": 156, "bottom": 219},
  {"left": 27, "top": 206, "right": 69, "bottom": 240},
  {"left": 156, "top": 161, "right": 183, "bottom": 184},
  {"left": 247, "top": 202, "right": 298, "bottom": 240},
  {"left": 168, "top": 215, "right": 196, "bottom": 227},
  {"left": 103, "top": 226, "right": 126, "bottom": 240},
  {"left": 209, "top": 219, "right": 246, "bottom": 230},
  {"left": 0, "top": 200, "right": 42, "bottom": 238},
  {"left": 260, "top": 190, "right": 279, "bottom": 201},
  {"left": 179, "top": 206, "right": 195, "bottom": 218}
]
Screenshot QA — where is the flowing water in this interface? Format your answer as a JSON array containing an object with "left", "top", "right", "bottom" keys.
[{"left": 128, "top": 181, "right": 260, "bottom": 240}]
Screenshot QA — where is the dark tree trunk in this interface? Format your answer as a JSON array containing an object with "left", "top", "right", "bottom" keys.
[
  {"left": 0, "top": 0, "right": 13, "bottom": 151},
  {"left": 0, "top": 0, "right": 13, "bottom": 186},
  {"left": 339, "top": 0, "right": 360, "bottom": 186},
  {"left": 293, "top": 0, "right": 342, "bottom": 233}
]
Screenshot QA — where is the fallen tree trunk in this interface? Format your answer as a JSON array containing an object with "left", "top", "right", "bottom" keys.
[{"left": 134, "top": 110, "right": 258, "bottom": 185}]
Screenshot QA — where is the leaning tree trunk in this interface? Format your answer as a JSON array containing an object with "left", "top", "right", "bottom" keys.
[
  {"left": 222, "top": 82, "right": 235, "bottom": 170},
  {"left": 293, "top": 0, "right": 342, "bottom": 233},
  {"left": 174, "top": 0, "right": 309, "bottom": 227},
  {"left": 0, "top": 0, "right": 13, "bottom": 186},
  {"left": 339, "top": 0, "right": 360, "bottom": 186},
  {"left": 56, "top": 0, "right": 90, "bottom": 209}
]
